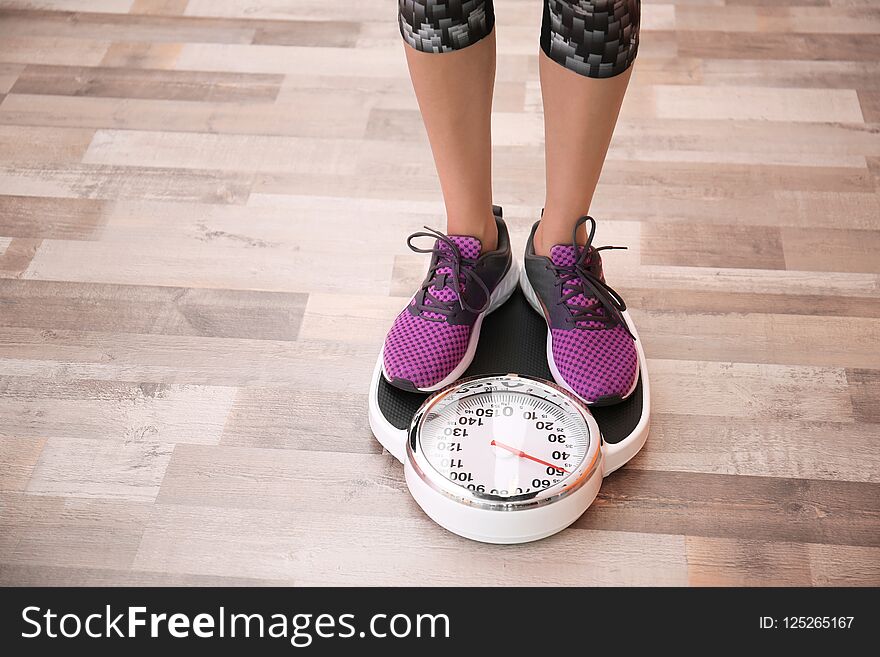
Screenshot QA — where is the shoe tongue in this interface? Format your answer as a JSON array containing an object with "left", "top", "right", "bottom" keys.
[
  {"left": 550, "top": 244, "right": 581, "bottom": 267},
  {"left": 550, "top": 244, "right": 605, "bottom": 329},
  {"left": 439, "top": 235, "right": 482, "bottom": 260},
  {"left": 418, "top": 236, "right": 482, "bottom": 318}
]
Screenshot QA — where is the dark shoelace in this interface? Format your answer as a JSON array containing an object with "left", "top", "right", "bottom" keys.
[
  {"left": 548, "top": 216, "right": 635, "bottom": 339},
  {"left": 407, "top": 227, "right": 491, "bottom": 322}
]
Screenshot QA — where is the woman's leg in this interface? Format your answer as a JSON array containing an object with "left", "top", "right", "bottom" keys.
[
  {"left": 535, "top": 0, "right": 640, "bottom": 255},
  {"left": 383, "top": 2, "right": 517, "bottom": 393},
  {"left": 520, "top": 1, "right": 642, "bottom": 406},
  {"left": 400, "top": 0, "right": 498, "bottom": 250}
]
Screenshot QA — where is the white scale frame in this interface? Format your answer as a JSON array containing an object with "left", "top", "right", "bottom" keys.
[{"left": 367, "top": 314, "right": 651, "bottom": 544}]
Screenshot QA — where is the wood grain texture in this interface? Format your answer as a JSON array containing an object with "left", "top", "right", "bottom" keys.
[
  {"left": 0, "top": 377, "right": 238, "bottom": 445},
  {"left": 219, "top": 388, "right": 380, "bottom": 454},
  {"left": 132, "top": 506, "right": 688, "bottom": 586},
  {"left": 0, "top": 63, "right": 23, "bottom": 94},
  {"left": 576, "top": 469, "right": 880, "bottom": 547},
  {"left": 0, "top": 163, "right": 253, "bottom": 204},
  {"left": 0, "top": 0, "right": 877, "bottom": 587},
  {"left": 10, "top": 65, "right": 284, "bottom": 102},
  {"left": 0, "top": 437, "right": 45, "bottom": 492},
  {"left": 0, "top": 279, "right": 308, "bottom": 339},
  {"left": 630, "top": 414, "right": 880, "bottom": 483},
  {"left": 0, "top": 195, "right": 108, "bottom": 239},
  {"left": 641, "top": 222, "right": 786, "bottom": 269},
  {"left": 0, "top": 93, "right": 370, "bottom": 138}
]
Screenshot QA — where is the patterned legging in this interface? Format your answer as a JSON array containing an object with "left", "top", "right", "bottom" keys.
[{"left": 398, "top": 0, "right": 640, "bottom": 79}]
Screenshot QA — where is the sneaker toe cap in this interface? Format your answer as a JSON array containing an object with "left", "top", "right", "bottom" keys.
[
  {"left": 382, "top": 310, "right": 471, "bottom": 390},
  {"left": 550, "top": 325, "right": 639, "bottom": 404}
]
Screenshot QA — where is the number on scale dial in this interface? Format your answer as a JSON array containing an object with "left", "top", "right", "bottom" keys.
[{"left": 419, "top": 388, "right": 590, "bottom": 498}]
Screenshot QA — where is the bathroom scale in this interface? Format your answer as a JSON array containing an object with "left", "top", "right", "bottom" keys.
[{"left": 367, "top": 286, "right": 651, "bottom": 543}]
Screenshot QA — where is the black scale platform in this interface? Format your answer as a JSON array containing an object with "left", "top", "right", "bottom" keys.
[{"left": 376, "top": 287, "right": 644, "bottom": 445}]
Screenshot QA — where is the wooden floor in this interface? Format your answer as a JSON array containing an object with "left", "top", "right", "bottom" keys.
[{"left": 1, "top": 0, "right": 879, "bottom": 587}]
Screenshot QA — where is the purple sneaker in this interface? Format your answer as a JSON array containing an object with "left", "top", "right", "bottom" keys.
[
  {"left": 521, "top": 215, "right": 639, "bottom": 405},
  {"left": 382, "top": 206, "right": 518, "bottom": 392}
]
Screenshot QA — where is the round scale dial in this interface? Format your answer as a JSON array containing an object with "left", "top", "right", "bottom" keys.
[{"left": 412, "top": 376, "right": 595, "bottom": 503}]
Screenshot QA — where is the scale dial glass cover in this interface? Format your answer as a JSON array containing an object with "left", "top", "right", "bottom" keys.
[{"left": 411, "top": 375, "right": 597, "bottom": 504}]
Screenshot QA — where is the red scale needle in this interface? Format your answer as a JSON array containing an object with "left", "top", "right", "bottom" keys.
[{"left": 490, "top": 439, "right": 569, "bottom": 473}]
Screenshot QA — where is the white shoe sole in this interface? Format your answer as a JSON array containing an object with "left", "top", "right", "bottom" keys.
[{"left": 381, "top": 259, "right": 520, "bottom": 393}]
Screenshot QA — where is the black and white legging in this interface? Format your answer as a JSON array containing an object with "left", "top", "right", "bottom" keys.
[{"left": 399, "top": 0, "right": 640, "bottom": 79}]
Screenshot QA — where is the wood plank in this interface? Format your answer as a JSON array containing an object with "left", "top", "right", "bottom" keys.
[
  {"left": 679, "top": 31, "right": 880, "bottom": 62},
  {"left": 132, "top": 505, "right": 688, "bottom": 585},
  {"left": 576, "top": 469, "right": 880, "bottom": 547},
  {"left": 619, "top": 286, "right": 880, "bottom": 319},
  {"left": 0, "top": 279, "right": 308, "bottom": 340},
  {"left": 868, "top": 155, "right": 880, "bottom": 187},
  {"left": 0, "top": 437, "right": 46, "bottom": 492},
  {"left": 22, "top": 239, "right": 392, "bottom": 295},
  {"left": 647, "top": 359, "right": 854, "bottom": 423},
  {"left": 0, "top": 564, "right": 283, "bottom": 586},
  {"left": 0, "top": 2, "right": 134, "bottom": 12},
  {"left": 298, "top": 293, "right": 402, "bottom": 345},
  {"left": 253, "top": 170, "right": 443, "bottom": 205},
  {"left": 0, "top": 63, "right": 24, "bottom": 94},
  {"left": 156, "top": 445, "right": 407, "bottom": 513},
  {"left": 0, "top": 35, "right": 109, "bottom": 66},
  {"left": 781, "top": 227, "right": 880, "bottom": 273},
  {"left": 220, "top": 388, "right": 381, "bottom": 454},
  {"left": 770, "top": 190, "right": 879, "bottom": 230},
  {"left": 0, "top": 93, "right": 369, "bottom": 138},
  {"left": 0, "top": 195, "right": 107, "bottom": 239},
  {"left": 0, "top": 327, "right": 376, "bottom": 391},
  {"left": 65, "top": 196, "right": 426, "bottom": 253},
  {"left": 175, "top": 42, "right": 410, "bottom": 78},
  {"left": 611, "top": 267, "right": 880, "bottom": 300},
  {"left": 629, "top": 84, "right": 865, "bottom": 123},
  {"left": 641, "top": 222, "right": 786, "bottom": 269},
  {"left": 0, "top": 238, "right": 41, "bottom": 278},
  {"left": 0, "top": 376, "right": 237, "bottom": 445},
  {"left": 0, "top": 492, "right": 150, "bottom": 570},
  {"left": 596, "top": 160, "right": 875, "bottom": 194},
  {"left": 99, "top": 41, "right": 182, "bottom": 69},
  {"left": 181, "top": 0, "right": 430, "bottom": 22},
  {"left": 846, "top": 369, "right": 880, "bottom": 424},
  {"left": 10, "top": 64, "right": 283, "bottom": 102},
  {"left": 632, "top": 310, "right": 880, "bottom": 369},
  {"left": 27, "top": 437, "right": 174, "bottom": 501},
  {"left": 252, "top": 20, "right": 359, "bottom": 47},
  {"left": 686, "top": 537, "right": 813, "bottom": 586},
  {"left": 857, "top": 89, "right": 880, "bottom": 122},
  {"left": 0, "top": 163, "right": 253, "bottom": 204},
  {"left": 82, "top": 129, "right": 362, "bottom": 175},
  {"left": 631, "top": 414, "right": 880, "bottom": 484},
  {"left": 0, "top": 125, "right": 95, "bottom": 164},
  {"left": 0, "top": 8, "right": 254, "bottom": 44},
  {"left": 130, "top": 0, "right": 189, "bottom": 15},
  {"left": 612, "top": 117, "right": 880, "bottom": 158},
  {"left": 702, "top": 59, "right": 880, "bottom": 91},
  {"left": 676, "top": 5, "right": 880, "bottom": 34},
  {"left": 809, "top": 544, "right": 880, "bottom": 585}
]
